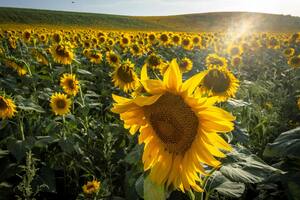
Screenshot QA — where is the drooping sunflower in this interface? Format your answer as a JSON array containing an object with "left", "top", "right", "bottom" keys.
[
  {"left": 106, "top": 51, "right": 121, "bottom": 67},
  {"left": 82, "top": 180, "right": 100, "bottom": 195},
  {"left": 60, "top": 73, "right": 79, "bottom": 96},
  {"left": 197, "top": 67, "right": 239, "bottom": 102},
  {"left": 0, "top": 95, "right": 17, "bottom": 119},
  {"left": 50, "top": 93, "right": 72, "bottom": 116},
  {"left": 179, "top": 57, "right": 193, "bottom": 73},
  {"left": 205, "top": 54, "right": 228, "bottom": 69},
  {"left": 112, "top": 59, "right": 140, "bottom": 92},
  {"left": 288, "top": 55, "right": 300, "bottom": 68},
  {"left": 50, "top": 43, "right": 74, "bottom": 65},
  {"left": 112, "top": 59, "right": 235, "bottom": 192}
]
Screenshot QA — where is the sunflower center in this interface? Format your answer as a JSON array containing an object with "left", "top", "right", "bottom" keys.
[
  {"left": 173, "top": 36, "right": 180, "bottom": 43},
  {"left": 0, "top": 97, "right": 8, "bottom": 110},
  {"left": 110, "top": 55, "right": 118, "bottom": 63},
  {"left": 86, "top": 183, "right": 95, "bottom": 191},
  {"left": 182, "top": 39, "right": 190, "bottom": 46},
  {"left": 180, "top": 61, "right": 188, "bottom": 69},
  {"left": 143, "top": 93, "right": 198, "bottom": 154},
  {"left": 203, "top": 69, "right": 230, "bottom": 93},
  {"left": 117, "top": 66, "right": 134, "bottom": 83},
  {"left": 160, "top": 34, "right": 168, "bottom": 42},
  {"left": 148, "top": 56, "right": 160, "bottom": 67},
  {"left": 56, "top": 99, "right": 66, "bottom": 109},
  {"left": 67, "top": 79, "right": 75, "bottom": 89}
]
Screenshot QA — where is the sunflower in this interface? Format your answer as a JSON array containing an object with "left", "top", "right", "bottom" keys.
[
  {"left": 106, "top": 51, "right": 121, "bottom": 67},
  {"left": 288, "top": 55, "right": 300, "bottom": 68},
  {"left": 197, "top": 67, "right": 239, "bottom": 102},
  {"left": 192, "top": 36, "right": 201, "bottom": 48},
  {"left": 181, "top": 37, "right": 193, "bottom": 50},
  {"left": 297, "top": 98, "right": 300, "bottom": 110},
  {"left": 283, "top": 48, "right": 295, "bottom": 57},
  {"left": 227, "top": 44, "right": 243, "bottom": 57},
  {"left": 148, "top": 33, "right": 157, "bottom": 44},
  {"left": 130, "top": 43, "right": 144, "bottom": 56},
  {"left": 146, "top": 53, "right": 163, "bottom": 70},
  {"left": 50, "top": 93, "right": 72, "bottom": 116},
  {"left": 112, "top": 59, "right": 235, "bottom": 192},
  {"left": 88, "top": 50, "right": 103, "bottom": 64},
  {"left": 159, "top": 33, "right": 169, "bottom": 45},
  {"left": 22, "top": 30, "right": 32, "bottom": 43},
  {"left": 50, "top": 43, "right": 74, "bottom": 65},
  {"left": 179, "top": 57, "right": 193, "bottom": 73},
  {"left": 82, "top": 180, "right": 100, "bottom": 195},
  {"left": 171, "top": 34, "right": 181, "bottom": 45},
  {"left": 0, "top": 95, "right": 17, "bottom": 119},
  {"left": 120, "top": 35, "right": 131, "bottom": 48},
  {"left": 231, "top": 56, "right": 242, "bottom": 67},
  {"left": 205, "top": 54, "right": 228, "bottom": 69},
  {"left": 60, "top": 73, "right": 79, "bottom": 96},
  {"left": 52, "top": 32, "right": 62, "bottom": 43},
  {"left": 112, "top": 59, "right": 140, "bottom": 92}
]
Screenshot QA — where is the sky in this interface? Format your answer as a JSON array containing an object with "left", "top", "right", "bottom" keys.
[{"left": 0, "top": 0, "right": 300, "bottom": 17}]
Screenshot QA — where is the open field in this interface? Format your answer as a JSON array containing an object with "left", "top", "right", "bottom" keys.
[{"left": 1, "top": 7, "right": 300, "bottom": 32}]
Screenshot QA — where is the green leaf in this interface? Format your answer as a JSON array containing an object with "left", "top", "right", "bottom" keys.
[
  {"left": 77, "top": 69, "right": 92, "bottom": 75},
  {"left": 124, "top": 144, "right": 143, "bottom": 165},
  {"left": 0, "top": 149, "right": 9, "bottom": 159},
  {"left": 144, "top": 175, "right": 165, "bottom": 200},
  {"left": 208, "top": 171, "right": 245, "bottom": 198},
  {"left": 135, "top": 174, "right": 144, "bottom": 198},
  {"left": 220, "top": 146, "right": 282, "bottom": 184},
  {"left": 263, "top": 127, "right": 300, "bottom": 159}
]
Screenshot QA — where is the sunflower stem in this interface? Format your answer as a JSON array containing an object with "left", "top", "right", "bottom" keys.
[
  {"left": 18, "top": 115, "right": 25, "bottom": 141},
  {"left": 79, "top": 84, "right": 85, "bottom": 107},
  {"left": 62, "top": 115, "right": 66, "bottom": 140},
  {"left": 199, "top": 167, "right": 218, "bottom": 200}
]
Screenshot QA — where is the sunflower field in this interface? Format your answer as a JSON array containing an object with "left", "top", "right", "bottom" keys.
[{"left": 0, "top": 27, "right": 300, "bottom": 200}]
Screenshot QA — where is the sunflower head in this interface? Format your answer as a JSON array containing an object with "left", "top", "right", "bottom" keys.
[
  {"left": 231, "top": 56, "right": 242, "bottom": 67},
  {"left": 50, "top": 43, "right": 74, "bottom": 65},
  {"left": 50, "top": 93, "right": 71, "bottom": 116},
  {"left": 112, "top": 59, "right": 140, "bottom": 92},
  {"left": 112, "top": 59, "right": 235, "bottom": 192},
  {"left": 283, "top": 48, "right": 295, "bottom": 57},
  {"left": 82, "top": 180, "right": 101, "bottom": 195},
  {"left": 146, "top": 54, "right": 162, "bottom": 69},
  {"left": 198, "top": 67, "right": 239, "bottom": 102},
  {"left": 205, "top": 54, "right": 228, "bottom": 68},
  {"left": 181, "top": 38, "right": 192, "bottom": 50},
  {"left": 0, "top": 95, "right": 17, "bottom": 119},
  {"left": 106, "top": 51, "right": 120, "bottom": 67},
  {"left": 179, "top": 57, "right": 193, "bottom": 73},
  {"left": 227, "top": 44, "right": 243, "bottom": 57},
  {"left": 288, "top": 55, "right": 300, "bottom": 68},
  {"left": 60, "top": 73, "right": 79, "bottom": 96},
  {"left": 88, "top": 50, "right": 103, "bottom": 64}
]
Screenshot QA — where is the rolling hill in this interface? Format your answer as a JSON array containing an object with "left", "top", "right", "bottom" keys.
[{"left": 0, "top": 7, "right": 300, "bottom": 32}]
